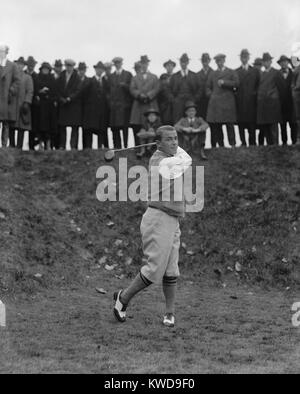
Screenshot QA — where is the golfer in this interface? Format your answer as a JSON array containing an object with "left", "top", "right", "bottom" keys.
[{"left": 114, "top": 125, "right": 192, "bottom": 327}]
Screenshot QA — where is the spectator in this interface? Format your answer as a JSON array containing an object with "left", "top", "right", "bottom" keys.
[
  {"left": 158, "top": 60, "right": 176, "bottom": 125},
  {"left": 292, "top": 63, "right": 300, "bottom": 143},
  {"left": 25, "top": 56, "right": 39, "bottom": 150},
  {"left": 35, "top": 62, "right": 56, "bottom": 150},
  {"left": 56, "top": 59, "right": 82, "bottom": 150},
  {"left": 136, "top": 108, "right": 161, "bottom": 158},
  {"left": 170, "top": 53, "right": 198, "bottom": 124},
  {"left": 109, "top": 57, "right": 133, "bottom": 149},
  {"left": 77, "top": 62, "right": 91, "bottom": 149},
  {"left": 235, "top": 49, "right": 260, "bottom": 146},
  {"left": 130, "top": 55, "right": 160, "bottom": 146},
  {"left": 82, "top": 61, "right": 109, "bottom": 149},
  {"left": 9, "top": 57, "right": 34, "bottom": 149},
  {"left": 0, "top": 43, "right": 20, "bottom": 148},
  {"left": 51, "top": 60, "right": 63, "bottom": 149},
  {"left": 257, "top": 53, "right": 284, "bottom": 145},
  {"left": 277, "top": 55, "right": 298, "bottom": 145},
  {"left": 175, "top": 101, "right": 209, "bottom": 159},
  {"left": 196, "top": 53, "right": 213, "bottom": 119},
  {"left": 206, "top": 54, "right": 239, "bottom": 148}
]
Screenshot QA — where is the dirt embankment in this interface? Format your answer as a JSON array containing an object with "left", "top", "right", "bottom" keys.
[{"left": 0, "top": 146, "right": 299, "bottom": 296}]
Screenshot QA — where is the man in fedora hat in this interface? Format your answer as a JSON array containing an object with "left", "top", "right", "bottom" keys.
[
  {"left": 136, "top": 107, "right": 161, "bottom": 158},
  {"left": 77, "top": 62, "right": 91, "bottom": 148},
  {"left": 206, "top": 54, "right": 239, "bottom": 148},
  {"left": 25, "top": 56, "right": 39, "bottom": 150},
  {"left": 158, "top": 60, "right": 176, "bottom": 126},
  {"left": 235, "top": 49, "right": 260, "bottom": 146},
  {"left": 34, "top": 62, "right": 56, "bottom": 150},
  {"left": 50, "top": 60, "right": 64, "bottom": 149},
  {"left": 277, "top": 55, "right": 298, "bottom": 145},
  {"left": 82, "top": 61, "right": 109, "bottom": 149},
  {"left": 170, "top": 53, "right": 198, "bottom": 125},
  {"left": 56, "top": 59, "right": 82, "bottom": 149},
  {"left": 196, "top": 53, "right": 213, "bottom": 120},
  {"left": 0, "top": 43, "right": 20, "bottom": 148},
  {"left": 9, "top": 57, "right": 34, "bottom": 149},
  {"left": 109, "top": 57, "right": 133, "bottom": 149},
  {"left": 253, "top": 58, "right": 263, "bottom": 72},
  {"left": 257, "top": 53, "right": 284, "bottom": 145},
  {"left": 130, "top": 55, "right": 160, "bottom": 146}
]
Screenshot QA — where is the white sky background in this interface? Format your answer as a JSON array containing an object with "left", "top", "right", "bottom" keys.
[{"left": 1, "top": 0, "right": 300, "bottom": 76}]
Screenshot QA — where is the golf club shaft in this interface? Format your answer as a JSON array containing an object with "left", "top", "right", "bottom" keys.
[{"left": 113, "top": 142, "right": 156, "bottom": 153}]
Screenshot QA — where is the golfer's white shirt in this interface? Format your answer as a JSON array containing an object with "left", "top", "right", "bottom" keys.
[
  {"left": 0, "top": 56, "right": 8, "bottom": 67},
  {"left": 158, "top": 147, "right": 192, "bottom": 180}
]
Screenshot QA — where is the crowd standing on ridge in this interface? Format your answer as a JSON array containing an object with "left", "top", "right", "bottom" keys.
[{"left": 1, "top": 43, "right": 300, "bottom": 159}]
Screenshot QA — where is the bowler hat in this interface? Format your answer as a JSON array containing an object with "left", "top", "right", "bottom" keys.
[
  {"left": 277, "top": 55, "right": 290, "bottom": 65},
  {"left": 26, "top": 56, "right": 37, "bottom": 66},
  {"left": 39, "top": 62, "right": 52, "bottom": 71},
  {"left": 201, "top": 53, "right": 211, "bottom": 62},
  {"left": 112, "top": 57, "right": 123, "bottom": 64},
  {"left": 78, "top": 62, "right": 87, "bottom": 70},
  {"left": 214, "top": 53, "right": 226, "bottom": 60},
  {"left": 262, "top": 52, "right": 273, "bottom": 62},
  {"left": 144, "top": 108, "right": 160, "bottom": 117},
  {"left": 54, "top": 59, "right": 63, "bottom": 68},
  {"left": 94, "top": 61, "right": 105, "bottom": 69},
  {"left": 253, "top": 58, "right": 263, "bottom": 66},
  {"left": 15, "top": 56, "right": 26, "bottom": 65},
  {"left": 64, "top": 59, "right": 76, "bottom": 66},
  {"left": 163, "top": 59, "right": 176, "bottom": 68},
  {"left": 179, "top": 53, "right": 190, "bottom": 62},
  {"left": 140, "top": 55, "right": 150, "bottom": 64},
  {"left": 185, "top": 101, "right": 197, "bottom": 111},
  {"left": 240, "top": 49, "right": 251, "bottom": 57}
]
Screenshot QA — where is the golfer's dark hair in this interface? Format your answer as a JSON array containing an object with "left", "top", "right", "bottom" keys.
[{"left": 155, "top": 125, "right": 176, "bottom": 141}]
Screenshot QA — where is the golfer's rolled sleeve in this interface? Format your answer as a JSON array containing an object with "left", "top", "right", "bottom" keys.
[{"left": 140, "top": 207, "right": 181, "bottom": 284}]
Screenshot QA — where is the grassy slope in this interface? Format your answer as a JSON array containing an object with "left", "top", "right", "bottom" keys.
[{"left": 0, "top": 146, "right": 300, "bottom": 374}]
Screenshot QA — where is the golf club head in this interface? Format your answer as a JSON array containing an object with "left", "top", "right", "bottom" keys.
[{"left": 104, "top": 150, "right": 115, "bottom": 162}]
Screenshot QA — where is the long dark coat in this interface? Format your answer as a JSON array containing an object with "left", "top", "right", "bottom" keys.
[
  {"left": 79, "top": 76, "right": 91, "bottom": 127},
  {"left": 235, "top": 66, "right": 260, "bottom": 123},
  {"left": 35, "top": 73, "right": 56, "bottom": 134},
  {"left": 257, "top": 68, "right": 284, "bottom": 125},
  {"left": 130, "top": 72, "right": 160, "bottom": 126},
  {"left": 109, "top": 70, "right": 133, "bottom": 128},
  {"left": 0, "top": 60, "right": 20, "bottom": 122},
  {"left": 157, "top": 74, "right": 174, "bottom": 125},
  {"left": 196, "top": 67, "right": 213, "bottom": 119},
  {"left": 278, "top": 68, "right": 296, "bottom": 122},
  {"left": 206, "top": 68, "right": 239, "bottom": 123},
  {"left": 57, "top": 70, "right": 82, "bottom": 127},
  {"left": 169, "top": 71, "right": 199, "bottom": 122},
  {"left": 82, "top": 76, "right": 109, "bottom": 131},
  {"left": 292, "top": 66, "right": 300, "bottom": 120},
  {"left": 13, "top": 72, "right": 34, "bottom": 130}
]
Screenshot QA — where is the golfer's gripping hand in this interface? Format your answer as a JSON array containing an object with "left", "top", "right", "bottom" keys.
[{"left": 159, "top": 147, "right": 192, "bottom": 180}]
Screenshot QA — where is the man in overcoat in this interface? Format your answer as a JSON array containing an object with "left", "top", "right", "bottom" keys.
[
  {"left": 0, "top": 43, "right": 20, "bottom": 147},
  {"left": 25, "top": 56, "right": 39, "bottom": 150},
  {"left": 51, "top": 60, "right": 63, "bottom": 149},
  {"left": 9, "top": 57, "right": 34, "bottom": 149},
  {"left": 257, "top": 53, "right": 284, "bottom": 145},
  {"left": 129, "top": 55, "right": 160, "bottom": 146},
  {"left": 77, "top": 62, "right": 91, "bottom": 149},
  {"left": 158, "top": 60, "right": 176, "bottom": 125},
  {"left": 206, "top": 54, "right": 239, "bottom": 147},
  {"left": 277, "top": 55, "right": 298, "bottom": 145},
  {"left": 292, "top": 64, "right": 300, "bottom": 143},
  {"left": 82, "top": 61, "right": 109, "bottom": 149},
  {"left": 109, "top": 57, "right": 133, "bottom": 149},
  {"left": 196, "top": 53, "right": 213, "bottom": 119},
  {"left": 56, "top": 59, "right": 82, "bottom": 149},
  {"left": 235, "top": 49, "right": 260, "bottom": 146},
  {"left": 169, "top": 53, "right": 198, "bottom": 124}
]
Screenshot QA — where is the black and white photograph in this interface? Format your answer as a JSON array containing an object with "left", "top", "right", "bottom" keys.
[{"left": 0, "top": 0, "right": 300, "bottom": 378}]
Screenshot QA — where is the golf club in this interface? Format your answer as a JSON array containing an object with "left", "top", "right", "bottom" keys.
[{"left": 104, "top": 142, "right": 157, "bottom": 162}]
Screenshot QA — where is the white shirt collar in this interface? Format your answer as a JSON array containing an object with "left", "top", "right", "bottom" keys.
[
  {"left": 116, "top": 68, "right": 123, "bottom": 75},
  {"left": 0, "top": 57, "right": 8, "bottom": 67},
  {"left": 181, "top": 69, "right": 189, "bottom": 77}
]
